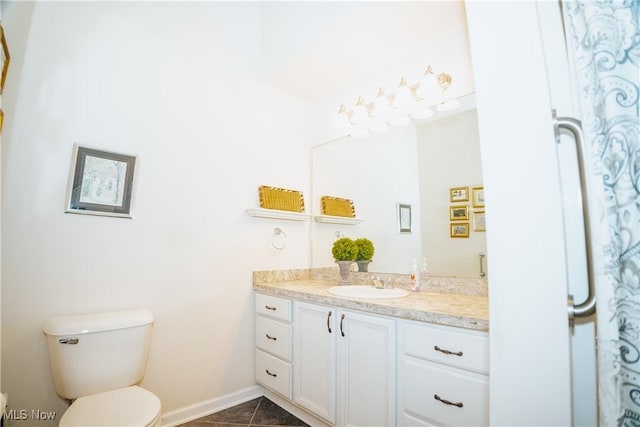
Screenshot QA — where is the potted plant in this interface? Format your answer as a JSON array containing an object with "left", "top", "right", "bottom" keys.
[
  {"left": 353, "top": 238, "right": 375, "bottom": 272},
  {"left": 332, "top": 237, "right": 357, "bottom": 284}
]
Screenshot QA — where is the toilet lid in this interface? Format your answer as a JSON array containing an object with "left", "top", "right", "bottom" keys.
[{"left": 60, "top": 386, "right": 161, "bottom": 427}]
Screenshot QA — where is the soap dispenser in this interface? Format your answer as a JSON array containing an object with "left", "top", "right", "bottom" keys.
[
  {"left": 419, "top": 258, "right": 430, "bottom": 291},
  {"left": 410, "top": 258, "right": 420, "bottom": 292}
]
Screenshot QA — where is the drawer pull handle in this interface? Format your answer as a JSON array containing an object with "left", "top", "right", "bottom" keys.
[
  {"left": 434, "top": 394, "right": 464, "bottom": 408},
  {"left": 340, "top": 314, "right": 346, "bottom": 337},
  {"left": 265, "top": 305, "right": 277, "bottom": 311},
  {"left": 327, "top": 311, "right": 332, "bottom": 333},
  {"left": 434, "top": 345, "right": 463, "bottom": 357},
  {"left": 266, "top": 334, "right": 277, "bottom": 341},
  {"left": 265, "top": 369, "right": 277, "bottom": 378}
]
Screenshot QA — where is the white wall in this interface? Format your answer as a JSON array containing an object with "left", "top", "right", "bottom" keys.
[
  {"left": 417, "top": 109, "right": 486, "bottom": 277},
  {"left": 1, "top": 2, "right": 311, "bottom": 423}
]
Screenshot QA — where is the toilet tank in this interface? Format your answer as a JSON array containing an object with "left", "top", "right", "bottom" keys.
[{"left": 42, "top": 308, "right": 154, "bottom": 400}]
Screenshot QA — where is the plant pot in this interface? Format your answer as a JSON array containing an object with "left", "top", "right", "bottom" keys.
[
  {"left": 336, "top": 261, "right": 353, "bottom": 285},
  {"left": 356, "top": 260, "right": 372, "bottom": 272}
]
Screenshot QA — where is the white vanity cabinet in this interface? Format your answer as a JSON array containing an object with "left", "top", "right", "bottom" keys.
[
  {"left": 254, "top": 289, "right": 488, "bottom": 427},
  {"left": 293, "top": 301, "right": 336, "bottom": 423},
  {"left": 255, "top": 293, "right": 293, "bottom": 399},
  {"left": 398, "top": 320, "right": 489, "bottom": 426},
  {"left": 293, "top": 301, "right": 396, "bottom": 427},
  {"left": 335, "top": 308, "right": 396, "bottom": 427}
]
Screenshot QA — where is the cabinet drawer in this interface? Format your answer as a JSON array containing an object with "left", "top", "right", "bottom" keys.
[
  {"left": 256, "top": 315, "right": 292, "bottom": 361},
  {"left": 400, "top": 412, "right": 437, "bottom": 427},
  {"left": 402, "top": 357, "right": 488, "bottom": 427},
  {"left": 255, "top": 293, "right": 291, "bottom": 321},
  {"left": 256, "top": 349, "right": 292, "bottom": 399},
  {"left": 402, "top": 321, "right": 488, "bottom": 373}
]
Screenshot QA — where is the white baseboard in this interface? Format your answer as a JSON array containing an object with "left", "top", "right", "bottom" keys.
[{"left": 160, "top": 385, "right": 264, "bottom": 427}]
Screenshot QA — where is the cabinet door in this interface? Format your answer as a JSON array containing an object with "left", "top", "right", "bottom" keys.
[
  {"left": 337, "top": 310, "right": 396, "bottom": 427},
  {"left": 293, "top": 302, "right": 336, "bottom": 424}
]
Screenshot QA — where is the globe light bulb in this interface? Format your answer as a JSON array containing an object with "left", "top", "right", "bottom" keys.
[
  {"left": 392, "top": 77, "right": 416, "bottom": 115},
  {"left": 351, "top": 96, "right": 372, "bottom": 128}
]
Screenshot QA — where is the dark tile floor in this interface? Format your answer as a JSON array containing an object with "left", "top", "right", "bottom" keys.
[{"left": 177, "top": 397, "right": 309, "bottom": 427}]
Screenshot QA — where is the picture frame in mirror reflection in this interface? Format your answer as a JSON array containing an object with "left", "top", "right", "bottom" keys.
[
  {"left": 472, "top": 186, "right": 485, "bottom": 208},
  {"left": 449, "top": 205, "right": 469, "bottom": 221},
  {"left": 397, "top": 203, "right": 412, "bottom": 233},
  {"left": 0, "top": 23, "right": 10, "bottom": 95},
  {"left": 473, "top": 210, "right": 486, "bottom": 232},
  {"left": 450, "top": 222, "right": 470, "bottom": 238},
  {"left": 449, "top": 186, "right": 469, "bottom": 202}
]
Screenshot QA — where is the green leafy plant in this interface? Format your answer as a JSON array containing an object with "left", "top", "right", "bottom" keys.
[
  {"left": 353, "top": 238, "right": 375, "bottom": 261},
  {"left": 332, "top": 237, "right": 357, "bottom": 261}
]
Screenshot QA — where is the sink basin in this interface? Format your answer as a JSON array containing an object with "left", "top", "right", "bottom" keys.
[{"left": 328, "top": 285, "right": 409, "bottom": 299}]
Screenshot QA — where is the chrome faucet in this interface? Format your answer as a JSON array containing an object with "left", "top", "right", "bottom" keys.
[
  {"left": 371, "top": 275, "right": 385, "bottom": 289},
  {"left": 371, "top": 276, "right": 394, "bottom": 289}
]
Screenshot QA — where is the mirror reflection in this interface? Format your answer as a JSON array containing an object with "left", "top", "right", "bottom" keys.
[{"left": 311, "top": 99, "right": 487, "bottom": 277}]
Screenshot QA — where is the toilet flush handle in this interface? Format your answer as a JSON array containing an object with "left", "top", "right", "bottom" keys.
[{"left": 59, "top": 338, "right": 79, "bottom": 345}]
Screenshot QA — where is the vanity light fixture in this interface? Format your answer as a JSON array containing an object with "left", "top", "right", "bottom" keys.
[
  {"left": 351, "top": 96, "right": 372, "bottom": 128},
  {"left": 373, "top": 87, "right": 393, "bottom": 122},
  {"left": 392, "top": 77, "right": 416, "bottom": 114},
  {"left": 335, "top": 104, "right": 352, "bottom": 133},
  {"left": 335, "top": 65, "right": 460, "bottom": 137}
]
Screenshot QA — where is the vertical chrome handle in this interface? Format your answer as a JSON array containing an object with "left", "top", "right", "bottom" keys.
[
  {"left": 340, "top": 314, "right": 345, "bottom": 337},
  {"left": 553, "top": 112, "right": 596, "bottom": 320},
  {"left": 327, "top": 310, "right": 332, "bottom": 334},
  {"left": 479, "top": 252, "right": 486, "bottom": 278}
]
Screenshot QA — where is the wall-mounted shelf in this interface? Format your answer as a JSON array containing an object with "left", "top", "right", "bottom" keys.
[
  {"left": 314, "top": 215, "right": 364, "bottom": 225},
  {"left": 247, "top": 208, "right": 312, "bottom": 221}
]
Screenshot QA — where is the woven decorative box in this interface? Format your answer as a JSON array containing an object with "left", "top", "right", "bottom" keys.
[
  {"left": 321, "top": 196, "right": 355, "bottom": 218},
  {"left": 258, "top": 186, "right": 305, "bottom": 213}
]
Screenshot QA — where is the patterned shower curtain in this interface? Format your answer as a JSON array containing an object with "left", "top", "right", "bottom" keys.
[{"left": 563, "top": 1, "right": 639, "bottom": 425}]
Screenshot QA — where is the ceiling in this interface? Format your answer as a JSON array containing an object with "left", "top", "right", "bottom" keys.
[{"left": 260, "top": 1, "right": 475, "bottom": 105}]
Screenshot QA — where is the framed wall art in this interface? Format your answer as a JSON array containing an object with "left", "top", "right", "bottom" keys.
[
  {"left": 449, "top": 205, "right": 469, "bottom": 221},
  {"left": 65, "top": 144, "right": 137, "bottom": 218},
  {"left": 397, "top": 203, "right": 412, "bottom": 233},
  {"left": 450, "top": 222, "right": 470, "bottom": 238},
  {"left": 472, "top": 186, "right": 485, "bottom": 208},
  {"left": 449, "top": 186, "right": 469, "bottom": 203}
]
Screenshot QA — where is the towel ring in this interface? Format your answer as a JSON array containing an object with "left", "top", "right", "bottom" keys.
[{"left": 271, "top": 228, "right": 287, "bottom": 250}]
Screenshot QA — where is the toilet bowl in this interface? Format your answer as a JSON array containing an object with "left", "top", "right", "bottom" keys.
[{"left": 59, "top": 386, "right": 161, "bottom": 427}]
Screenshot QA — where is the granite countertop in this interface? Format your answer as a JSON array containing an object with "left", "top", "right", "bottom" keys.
[{"left": 253, "top": 279, "right": 489, "bottom": 332}]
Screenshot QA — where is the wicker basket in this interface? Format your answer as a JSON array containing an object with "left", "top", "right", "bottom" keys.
[
  {"left": 259, "top": 186, "right": 305, "bottom": 213},
  {"left": 321, "top": 196, "right": 355, "bottom": 218}
]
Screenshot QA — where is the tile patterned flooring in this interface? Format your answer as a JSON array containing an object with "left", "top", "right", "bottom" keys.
[{"left": 177, "top": 397, "right": 309, "bottom": 427}]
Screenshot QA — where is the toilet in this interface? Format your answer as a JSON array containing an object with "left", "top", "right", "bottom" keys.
[{"left": 42, "top": 308, "right": 162, "bottom": 426}]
